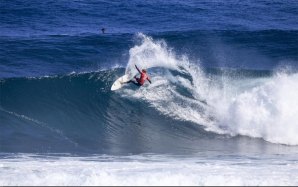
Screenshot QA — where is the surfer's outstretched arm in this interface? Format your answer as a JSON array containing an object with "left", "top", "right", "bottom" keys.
[
  {"left": 135, "top": 65, "right": 141, "bottom": 74},
  {"left": 147, "top": 77, "right": 152, "bottom": 84}
]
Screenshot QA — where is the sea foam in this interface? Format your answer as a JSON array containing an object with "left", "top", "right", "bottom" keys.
[{"left": 1, "top": 154, "right": 298, "bottom": 186}]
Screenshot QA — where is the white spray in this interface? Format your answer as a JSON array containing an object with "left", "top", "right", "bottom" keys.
[{"left": 123, "top": 33, "right": 298, "bottom": 145}]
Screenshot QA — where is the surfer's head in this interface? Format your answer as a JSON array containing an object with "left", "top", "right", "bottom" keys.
[{"left": 142, "top": 69, "right": 147, "bottom": 73}]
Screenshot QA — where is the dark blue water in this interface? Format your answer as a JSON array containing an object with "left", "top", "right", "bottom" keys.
[{"left": 1, "top": 0, "right": 298, "bottom": 155}]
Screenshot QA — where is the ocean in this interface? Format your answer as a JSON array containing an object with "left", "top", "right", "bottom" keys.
[{"left": 1, "top": 0, "right": 298, "bottom": 185}]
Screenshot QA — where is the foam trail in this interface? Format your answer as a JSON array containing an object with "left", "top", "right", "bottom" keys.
[{"left": 122, "top": 33, "right": 298, "bottom": 145}]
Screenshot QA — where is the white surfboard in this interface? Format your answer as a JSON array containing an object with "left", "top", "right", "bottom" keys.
[{"left": 111, "top": 74, "right": 131, "bottom": 91}]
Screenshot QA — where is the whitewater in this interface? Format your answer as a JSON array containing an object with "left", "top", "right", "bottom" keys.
[
  {"left": 1, "top": 153, "right": 298, "bottom": 186},
  {"left": 122, "top": 34, "right": 298, "bottom": 145}
]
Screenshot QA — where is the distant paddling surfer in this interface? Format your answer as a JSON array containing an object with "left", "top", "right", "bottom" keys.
[
  {"left": 130, "top": 65, "right": 152, "bottom": 86},
  {"left": 101, "top": 28, "right": 105, "bottom": 34}
]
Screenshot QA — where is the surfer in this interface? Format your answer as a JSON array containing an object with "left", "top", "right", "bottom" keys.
[
  {"left": 131, "top": 65, "right": 152, "bottom": 86},
  {"left": 101, "top": 28, "right": 105, "bottom": 34}
]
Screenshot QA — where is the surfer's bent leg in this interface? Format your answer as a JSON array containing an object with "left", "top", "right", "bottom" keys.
[{"left": 128, "top": 79, "right": 142, "bottom": 87}]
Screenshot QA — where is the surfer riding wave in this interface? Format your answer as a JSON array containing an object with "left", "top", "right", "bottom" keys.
[{"left": 130, "top": 65, "right": 152, "bottom": 86}]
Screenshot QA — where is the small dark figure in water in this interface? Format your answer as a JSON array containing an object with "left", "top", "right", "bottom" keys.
[{"left": 101, "top": 28, "right": 105, "bottom": 34}]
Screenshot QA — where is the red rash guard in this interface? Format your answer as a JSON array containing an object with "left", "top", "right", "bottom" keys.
[{"left": 137, "top": 72, "right": 149, "bottom": 85}]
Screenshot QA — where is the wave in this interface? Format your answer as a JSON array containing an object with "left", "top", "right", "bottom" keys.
[
  {"left": 122, "top": 34, "right": 298, "bottom": 145},
  {"left": 1, "top": 34, "right": 298, "bottom": 155},
  {"left": 2, "top": 68, "right": 227, "bottom": 154}
]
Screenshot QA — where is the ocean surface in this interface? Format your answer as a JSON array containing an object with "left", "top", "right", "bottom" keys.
[{"left": 1, "top": 0, "right": 298, "bottom": 185}]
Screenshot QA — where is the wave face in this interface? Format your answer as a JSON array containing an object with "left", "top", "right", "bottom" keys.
[{"left": 1, "top": 34, "right": 298, "bottom": 155}]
